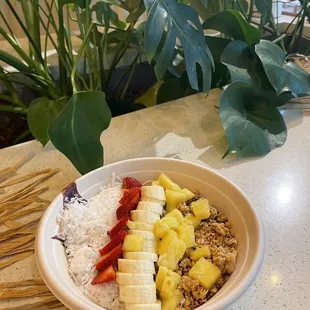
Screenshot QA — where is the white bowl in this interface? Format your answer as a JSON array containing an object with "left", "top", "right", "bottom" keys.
[{"left": 36, "top": 158, "right": 265, "bottom": 310}]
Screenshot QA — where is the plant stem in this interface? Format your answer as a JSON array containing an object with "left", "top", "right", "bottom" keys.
[
  {"left": 120, "top": 53, "right": 140, "bottom": 100},
  {"left": 297, "top": 0, "right": 308, "bottom": 51},
  {"left": 13, "top": 130, "right": 31, "bottom": 145},
  {"left": 272, "top": 33, "right": 287, "bottom": 44},
  {"left": 269, "top": 15, "right": 286, "bottom": 52},
  {"left": 0, "top": 11, "right": 17, "bottom": 39},
  {"left": 236, "top": 0, "right": 248, "bottom": 19},
  {"left": 0, "top": 105, "right": 28, "bottom": 115},
  {"left": 247, "top": 0, "right": 254, "bottom": 23}
]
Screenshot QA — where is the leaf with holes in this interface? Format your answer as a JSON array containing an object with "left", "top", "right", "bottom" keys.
[
  {"left": 48, "top": 91, "right": 112, "bottom": 175},
  {"left": 220, "top": 81, "right": 287, "bottom": 157},
  {"left": 27, "top": 97, "right": 69, "bottom": 146},
  {"left": 203, "top": 9, "right": 261, "bottom": 46},
  {"left": 143, "top": 0, "right": 214, "bottom": 92}
]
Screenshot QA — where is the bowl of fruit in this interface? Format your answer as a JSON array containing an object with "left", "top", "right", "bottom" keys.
[{"left": 36, "top": 157, "right": 265, "bottom": 310}]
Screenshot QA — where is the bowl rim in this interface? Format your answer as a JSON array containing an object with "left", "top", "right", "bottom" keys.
[{"left": 35, "top": 157, "right": 265, "bottom": 310}]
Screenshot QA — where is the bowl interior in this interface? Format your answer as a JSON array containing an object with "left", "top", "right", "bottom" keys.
[{"left": 36, "top": 158, "right": 264, "bottom": 310}]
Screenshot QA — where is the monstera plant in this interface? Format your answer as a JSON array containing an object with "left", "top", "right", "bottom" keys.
[{"left": 0, "top": 0, "right": 309, "bottom": 173}]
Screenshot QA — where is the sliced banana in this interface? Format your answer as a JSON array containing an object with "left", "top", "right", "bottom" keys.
[
  {"left": 140, "top": 197, "right": 165, "bottom": 206},
  {"left": 118, "top": 259, "right": 155, "bottom": 274},
  {"left": 128, "top": 230, "right": 155, "bottom": 240},
  {"left": 119, "top": 284, "right": 156, "bottom": 304},
  {"left": 131, "top": 210, "right": 160, "bottom": 224},
  {"left": 142, "top": 186, "right": 166, "bottom": 201},
  {"left": 127, "top": 220, "right": 154, "bottom": 232},
  {"left": 123, "top": 251, "right": 158, "bottom": 262},
  {"left": 125, "top": 300, "right": 161, "bottom": 310},
  {"left": 142, "top": 238, "right": 158, "bottom": 253},
  {"left": 137, "top": 201, "right": 163, "bottom": 215},
  {"left": 116, "top": 272, "right": 154, "bottom": 285}
]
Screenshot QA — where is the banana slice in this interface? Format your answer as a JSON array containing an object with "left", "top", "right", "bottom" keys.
[
  {"left": 128, "top": 230, "right": 155, "bottom": 240},
  {"left": 125, "top": 300, "right": 161, "bottom": 310},
  {"left": 116, "top": 272, "right": 154, "bottom": 285},
  {"left": 140, "top": 197, "right": 166, "bottom": 206},
  {"left": 137, "top": 201, "right": 163, "bottom": 215},
  {"left": 119, "top": 284, "right": 156, "bottom": 304},
  {"left": 123, "top": 251, "right": 158, "bottom": 262},
  {"left": 131, "top": 210, "right": 160, "bottom": 224},
  {"left": 142, "top": 238, "right": 158, "bottom": 253},
  {"left": 127, "top": 220, "right": 154, "bottom": 232},
  {"left": 118, "top": 259, "right": 155, "bottom": 274},
  {"left": 142, "top": 186, "right": 166, "bottom": 201}
]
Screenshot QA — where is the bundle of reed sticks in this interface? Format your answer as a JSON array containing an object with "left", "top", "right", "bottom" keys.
[{"left": 0, "top": 154, "right": 67, "bottom": 309}]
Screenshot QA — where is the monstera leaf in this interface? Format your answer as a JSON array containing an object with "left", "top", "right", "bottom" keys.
[
  {"left": 256, "top": 40, "right": 310, "bottom": 95},
  {"left": 220, "top": 81, "right": 287, "bottom": 157},
  {"left": 203, "top": 9, "right": 261, "bottom": 46},
  {"left": 255, "top": 0, "right": 272, "bottom": 27},
  {"left": 143, "top": 0, "right": 214, "bottom": 92},
  {"left": 48, "top": 91, "right": 112, "bottom": 175}
]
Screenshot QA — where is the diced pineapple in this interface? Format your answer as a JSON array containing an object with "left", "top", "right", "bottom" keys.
[
  {"left": 152, "top": 180, "right": 161, "bottom": 186},
  {"left": 158, "top": 230, "right": 177, "bottom": 254},
  {"left": 165, "top": 209, "right": 183, "bottom": 223},
  {"left": 158, "top": 237, "right": 186, "bottom": 271},
  {"left": 161, "top": 217, "right": 180, "bottom": 230},
  {"left": 188, "top": 257, "right": 221, "bottom": 289},
  {"left": 190, "top": 246, "right": 211, "bottom": 261},
  {"left": 184, "top": 213, "right": 201, "bottom": 229},
  {"left": 191, "top": 199, "right": 210, "bottom": 220},
  {"left": 127, "top": 220, "right": 154, "bottom": 232},
  {"left": 180, "top": 188, "right": 195, "bottom": 201},
  {"left": 123, "top": 234, "right": 144, "bottom": 252},
  {"left": 156, "top": 266, "right": 168, "bottom": 290},
  {"left": 160, "top": 270, "right": 181, "bottom": 299},
  {"left": 158, "top": 173, "right": 181, "bottom": 191},
  {"left": 154, "top": 220, "right": 170, "bottom": 238},
  {"left": 165, "top": 190, "right": 188, "bottom": 212},
  {"left": 161, "top": 289, "right": 183, "bottom": 310},
  {"left": 176, "top": 223, "right": 196, "bottom": 248}
]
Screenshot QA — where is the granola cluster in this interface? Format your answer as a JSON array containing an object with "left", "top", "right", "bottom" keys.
[{"left": 176, "top": 199, "right": 238, "bottom": 310}]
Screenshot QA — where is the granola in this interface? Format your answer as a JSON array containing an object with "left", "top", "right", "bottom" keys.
[{"left": 176, "top": 201, "right": 238, "bottom": 309}]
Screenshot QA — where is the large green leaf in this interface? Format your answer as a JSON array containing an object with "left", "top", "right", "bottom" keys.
[
  {"left": 255, "top": 0, "right": 272, "bottom": 27},
  {"left": 203, "top": 9, "right": 261, "bottom": 46},
  {"left": 143, "top": 0, "right": 214, "bottom": 92},
  {"left": 48, "top": 91, "right": 112, "bottom": 175},
  {"left": 255, "top": 40, "right": 310, "bottom": 95},
  {"left": 220, "top": 81, "right": 287, "bottom": 157},
  {"left": 28, "top": 97, "right": 68, "bottom": 146}
]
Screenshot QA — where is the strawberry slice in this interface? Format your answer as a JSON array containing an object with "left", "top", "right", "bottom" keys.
[
  {"left": 123, "top": 177, "right": 142, "bottom": 189},
  {"left": 91, "top": 265, "right": 116, "bottom": 285},
  {"left": 119, "top": 187, "right": 140, "bottom": 205},
  {"left": 109, "top": 215, "right": 130, "bottom": 239},
  {"left": 95, "top": 244, "right": 122, "bottom": 271},
  {"left": 116, "top": 192, "right": 140, "bottom": 220},
  {"left": 99, "top": 230, "right": 127, "bottom": 256}
]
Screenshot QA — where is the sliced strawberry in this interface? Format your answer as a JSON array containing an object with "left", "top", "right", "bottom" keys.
[
  {"left": 91, "top": 265, "right": 116, "bottom": 285},
  {"left": 109, "top": 215, "right": 130, "bottom": 239},
  {"left": 119, "top": 187, "right": 140, "bottom": 205},
  {"left": 123, "top": 177, "right": 142, "bottom": 189},
  {"left": 99, "top": 230, "right": 127, "bottom": 256},
  {"left": 116, "top": 192, "right": 140, "bottom": 220},
  {"left": 95, "top": 244, "right": 122, "bottom": 271}
]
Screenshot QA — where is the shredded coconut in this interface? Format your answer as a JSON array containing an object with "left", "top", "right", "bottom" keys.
[{"left": 57, "top": 180, "right": 124, "bottom": 310}]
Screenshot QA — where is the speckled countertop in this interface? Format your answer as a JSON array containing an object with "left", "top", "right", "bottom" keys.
[{"left": 1, "top": 89, "right": 310, "bottom": 309}]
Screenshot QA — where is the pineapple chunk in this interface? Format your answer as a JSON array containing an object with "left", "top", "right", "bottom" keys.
[
  {"left": 184, "top": 213, "right": 201, "bottom": 229},
  {"left": 158, "top": 173, "right": 181, "bottom": 191},
  {"left": 165, "top": 209, "right": 183, "bottom": 223},
  {"left": 154, "top": 220, "right": 170, "bottom": 238},
  {"left": 165, "top": 190, "right": 188, "bottom": 212},
  {"left": 162, "top": 289, "right": 183, "bottom": 310},
  {"left": 191, "top": 199, "right": 210, "bottom": 220},
  {"left": 158, "top": 230, "right": 177, "bottom": 254},
  {"left": 188, "top": 257, "right": 221, "bottom": 289},
  {"left": 123, "top": 235, "right": 144, "bottom": 252},
  {"left": 152, "top": 180, "right": 161, "bottom": 186},
  {"left": 161, "top": 217, "right": 180, "bottom": 230},
  {"left": 176, "top": 223, "right": 196, "bottom": 248},
  {"left": 156, "top": 266, "right": 168, "bottom": 290},
  {"left": 190, "top": 246, "right": 211, "bottom": 261},
  {"left": 158, "top": 237, "right": 186, "bottom": 271},
  {"left": 127, "top": 220, "right": 154, "bottom": 232},
  {"left": 180, "top": 188, "right": 195, "bottom": 201},
  {"left": 160, "top": 270, "right": 181, "bottom": 299}
]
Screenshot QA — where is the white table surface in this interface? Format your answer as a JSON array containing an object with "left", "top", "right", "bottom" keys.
[{"left": 1, "top": 89, "right": 309, "bottom": 309}]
